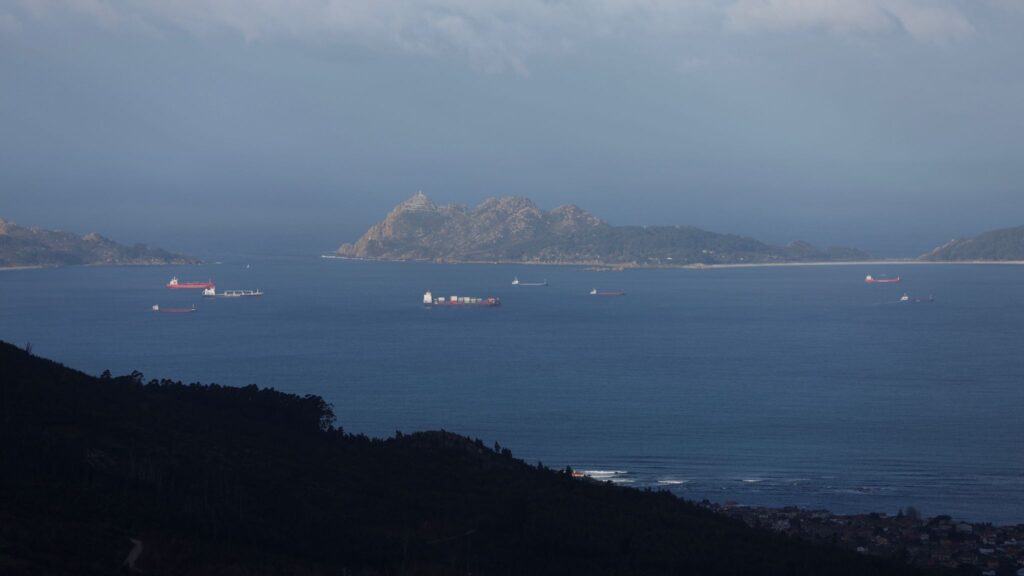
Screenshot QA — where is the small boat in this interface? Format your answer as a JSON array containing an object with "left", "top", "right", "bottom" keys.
[
  {"left": 203, "top": 288, "right": 263, "bottom": 298},
  {"left": 590, "top": 288, "right": 625, "bottom": 296},
  {"left": 512, "top": 277, "right": 548, "bottom": 286},
  {"left": 152, "top": 304, "right": 196, "bottom": 313},
  {"left": 865, "top": 275, "right": 900, "bottom": 284},
  {"left": 166, "top": 277, "right": 215, "bottom": 290},
  {"left": 423, "top": 291, "right": 500, "bottom": 307}
]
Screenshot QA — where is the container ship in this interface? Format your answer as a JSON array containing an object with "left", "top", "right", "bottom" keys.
[
  {"left": 423, "top": 291, "right": 500, "bottom": 307},
  {"left": 865, "top": 275, "right": 900, "bottom": 284},
  {"left": 203, "top": 288, "right": 263, "bottom": 298},
  {"left": 167, "top": 277, "right": 215, "bottom": 289},
  {"left": 590, "top": 288, "right": 626, "bottom": 296}
]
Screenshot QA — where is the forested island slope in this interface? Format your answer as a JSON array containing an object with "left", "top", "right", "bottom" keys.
[
  {"left": 0, "top": 218, "right": 196, "bottom": 268},
  {"left": 338, "top": 192, "right": 869, "bottom": 265},
  {"left": 920, "top": 225, "right": 1024, "bottom": 261},
  {"left": 0, "top": 341, "right": 926, "bottom": 576}
]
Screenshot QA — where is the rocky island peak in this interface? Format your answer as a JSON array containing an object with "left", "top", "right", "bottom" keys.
[{"left": 337, "top": 193, "right": 870, "bottom": 265}]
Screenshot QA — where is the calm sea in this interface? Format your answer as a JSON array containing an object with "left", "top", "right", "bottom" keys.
[{"left": 2, "top": 260, "right": 1022, "bottom": 523}]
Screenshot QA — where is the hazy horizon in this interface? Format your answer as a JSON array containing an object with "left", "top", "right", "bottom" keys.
[
  {"left": 3, "top": 1, "right": 1022, "bottom": 258},
  {"left": 0, "top": 189, "right": 1016, "bottom": 260}
]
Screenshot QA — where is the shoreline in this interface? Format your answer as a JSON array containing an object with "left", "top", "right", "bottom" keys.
[
  {"left": 324, "top": 255, "right": 1024, "bottom": 270},
  {"left": 699, "top": 259, "right": 1024, "bottom": 269},
  {"left": 705, "top": 501, "right": 1024, "bottom": 572},
  {"left": 0, "top": 261, "right": 200, "bottom": 272}
]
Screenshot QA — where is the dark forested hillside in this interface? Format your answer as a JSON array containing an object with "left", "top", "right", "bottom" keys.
[{"left": 0, "top": 342, "right": 926, "bottom": 575}]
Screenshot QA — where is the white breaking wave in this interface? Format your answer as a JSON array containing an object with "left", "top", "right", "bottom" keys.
[{"left": 580, "top": 470, "right": 628, "bottom": 477}]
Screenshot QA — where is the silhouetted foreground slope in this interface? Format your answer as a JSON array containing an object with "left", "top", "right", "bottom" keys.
[{"left": 0, "top": 342, "right": 927, "bottom": 575}]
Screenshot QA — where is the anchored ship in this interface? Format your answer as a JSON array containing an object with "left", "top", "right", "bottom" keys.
[
  {"left": 590, "top": 288, "right": 625, "bottom": 296},
  {"left": 423, "top": 291, "right": 500, "bottom": 307},
  {"left": 865, "top": 275, "right": 900, "bottom": 284},
  {"left": 512, "top": 277, "right": 548, "bottom": 286},
  {"left": 899, "top": 293, "right": 934, "bottom": 303},
  {"left": 203, "top": 288, "right": 263, "bottom": 298},
  {"left": 167, "top": 277, "right": 215, "bottom": 289},
  {"left": 151, "top": 304, "right": 196, "bottom": 313}
]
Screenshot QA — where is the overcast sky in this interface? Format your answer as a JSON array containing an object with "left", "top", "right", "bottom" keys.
[{"left": 2, "top": 0, "right": 1022, "bottom": 257}]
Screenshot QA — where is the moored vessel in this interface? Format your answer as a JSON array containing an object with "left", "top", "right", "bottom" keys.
[
  {"left": 167, "top": 277, "right": 215, "bottom": 289},
  {"left": 423, "top": 291, "right": 500, "bottom": 307}
]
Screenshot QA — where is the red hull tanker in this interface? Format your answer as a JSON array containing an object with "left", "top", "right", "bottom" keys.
[{"left": 167, "top": 276, "right": 215, "bottom": 289}]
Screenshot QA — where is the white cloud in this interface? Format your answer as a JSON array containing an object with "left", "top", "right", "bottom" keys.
[
  {"left": 110, "top": 0, "right": 582, "bottom": 74},
  {"left": 727, "top": 0, "right": 974, "bottom": 42},
  {"left": 8, "top": 0, "right": 994, "bottom": 71},
  {"left": 0, "top": 12, "right": 21, "bottom": 35},
  {"left": 18, "top": 0, "right": 122, "bottom": 26}
]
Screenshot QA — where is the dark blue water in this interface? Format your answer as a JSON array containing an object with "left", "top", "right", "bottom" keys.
[{"left": 2, "top": 260, "right": 1022, "bottom": 523}]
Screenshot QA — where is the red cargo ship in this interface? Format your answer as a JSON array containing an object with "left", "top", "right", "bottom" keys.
[
  {"left": 166, "top": 276, "right": 215, "bottom": 289},
  {"left": 865, "top": 275, "right": 900, "bottom": 284}
]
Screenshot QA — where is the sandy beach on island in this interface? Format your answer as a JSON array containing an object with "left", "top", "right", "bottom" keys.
[
  {"left": 689, "top": 259, "right": 1024, "bottom": 270},
  {"left": 323, "top": 255, "right": 1024, "bottom": 270}
]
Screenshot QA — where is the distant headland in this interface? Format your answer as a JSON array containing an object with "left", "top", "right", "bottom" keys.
[
  {"left": 919, "top": 224, "right": 1024, "bottom": 262},
  {"left": 338, "top": 192, "right": 870, "bottom": 266},
  {"left": 0, "top": 218, "right": 197, "bottom": 268}
]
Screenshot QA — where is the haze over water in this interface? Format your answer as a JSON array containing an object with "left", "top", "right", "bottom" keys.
[
  {"left": 2, "top": 260, "right": 1022, "bottom": 524},
  {"left": 5, "top": 1, "right": 1024, "bottom": 258}
]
